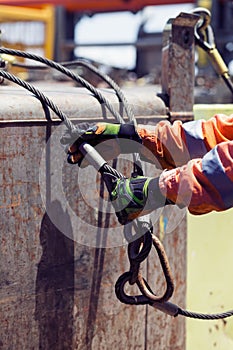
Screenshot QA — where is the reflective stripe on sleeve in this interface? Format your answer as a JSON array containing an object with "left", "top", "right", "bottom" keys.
[
  {"left": 202, "top": 145, "right": 233, "bottom": 209},
  {"left": 183, "top": 119, "right": 208, "bottom": 158}
]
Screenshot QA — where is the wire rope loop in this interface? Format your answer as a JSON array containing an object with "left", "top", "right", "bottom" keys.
[
  {"left": 135, "top": 234, "right": 175, "bottom": 303},
  {"left": 128, "top": 230, "right": 152, "bottom": 263},
  {"left": 115, "top": 271, "right": 150, "bottom": 306},
  {"left": 136, "top": 272, "right": 173, "bottom": 303},
  {"left": 128, "top": 261, "right": 140, "bottom": 286}
]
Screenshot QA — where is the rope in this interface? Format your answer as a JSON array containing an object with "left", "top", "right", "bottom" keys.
[
  {"left": 177, "top": 307, "right": 233, "bottom": 320},
  {"left": 0, "top": 47, "right": 124, "bottom": 123},
  {"left": 0, "top": 69, "right": 75, "bottom": 132},
  {"left": 59, "top": 59, "right": 135, "bottom": 122},
  {"left": 11, "top": 57, "right": 135, "bottom": 121}
]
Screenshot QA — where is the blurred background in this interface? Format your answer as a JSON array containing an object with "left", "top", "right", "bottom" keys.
[
  {"left": 0, "top": 0, "right": 232, "bottom": 103},
  {"left": 0, "top": 1, "right": 233, "bottom": 349}
]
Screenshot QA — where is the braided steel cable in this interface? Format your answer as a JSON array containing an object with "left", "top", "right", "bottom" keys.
[
  {"left": 0, "top": 47, "right": 124, "bottom": 123},
  {"left": 0, "top": 70, "right": 126, "bottom": 179},
  {"left": 0, "top": 69, "right": 75, "bottom": 132},
  {"left": 58, "top": 59, "right": 135, "bottom": 122},
  {"left": 177, "top": 307, "right": 233, "bottom": 320},
  {"left": 10, "top": 57, "right": 135, "bottom": 121}
]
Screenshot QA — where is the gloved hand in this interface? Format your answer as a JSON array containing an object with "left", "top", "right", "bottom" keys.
[
  {"left": 110, "top": 175, "right": 174, "bottom": 225},
  {"left": 60, "top": 122, "right": 142, "bottom": 167}
]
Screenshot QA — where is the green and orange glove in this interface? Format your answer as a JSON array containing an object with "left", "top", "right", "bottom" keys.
[
  {"left": 60, "top": 122, "right": 142, "bottom": 167},
  {"left": 110, "top": 175, "right": 174, "bottom": 224}
]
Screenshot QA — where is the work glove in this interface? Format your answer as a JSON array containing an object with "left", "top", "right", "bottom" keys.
[
  {"left": 60, "top": 122, "right": 142, "bottom": 167},
  {"left": 109, "top": 175, "right": 174, "bottom": 225}
]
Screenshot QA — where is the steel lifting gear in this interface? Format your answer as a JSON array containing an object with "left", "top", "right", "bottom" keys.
[
  {"left": 79, "top": 143, "right": 177, "bottom": 315},
  {"left": 1, "top": 40, "right": 233, "bottom": 321},
  {"left": 193, "top": 7, "right": 233, "bottom": 95},
  {"left": 78, "top": 142, "right": 233, "bottom": 320}
]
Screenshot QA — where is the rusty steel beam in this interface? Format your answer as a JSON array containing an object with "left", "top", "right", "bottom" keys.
[
  {"left": 0, "top": 85, "right": 167, "bottom": 121},
  {"left": 161, "top": 11, "right": 199, "bottom": 123}
]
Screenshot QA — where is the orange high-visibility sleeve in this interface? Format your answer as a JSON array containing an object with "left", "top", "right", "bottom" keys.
[
  {"left": 202, "top": 114, "right": 233, "bottom": 149},
  {"left": 159, "top": 141, "right": 233, "bottom": 215},
  {"left": 138, "top": 120, "right": 189, "bottom": 169},
  {"left": 137, "top": 114, "right": 233, "bottom": 170}
]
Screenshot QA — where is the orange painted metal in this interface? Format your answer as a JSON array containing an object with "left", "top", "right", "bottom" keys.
[{"left": 0, "top": 0, "right": 195, "bottom": 12}]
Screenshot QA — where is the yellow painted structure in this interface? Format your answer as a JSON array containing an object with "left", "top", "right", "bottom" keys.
[
  {"left": 197, "top": 0, "right": 211, "bottom": 10},
  {"left": 0, "top": 5, "right": 55, "bottom": 59},
  {"left": 187, "top": 104, "right": 233, "bottom": 350}
]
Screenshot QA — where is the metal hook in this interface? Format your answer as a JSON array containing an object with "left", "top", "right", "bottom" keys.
[
  {"left": 191, "top": 7, "right": 214, "bottom": 51},
  {"left": 191, "top": 7, "right": 211, "bottom": 31},
  {"left": 191, "top": 7, "right": 232, "bottom": 89}
]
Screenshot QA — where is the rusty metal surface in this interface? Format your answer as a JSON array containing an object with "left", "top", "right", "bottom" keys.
[
  {"left": 161, "top": 12, "right": 199, "bottom": 123},
  {"left": 0, "top": 85, "right": 186, "bottom": 350},
  {"left": 0, "top": 84, "right": 167, "bottom": 122}
]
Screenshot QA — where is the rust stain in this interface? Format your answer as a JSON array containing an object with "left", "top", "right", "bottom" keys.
[
  {"left": 0, "top": 295, "right": 18, "bottom": 304},
  {"left": 0, "top": 155, "right": 7, "bottom": 160},
  {"left": 0, "top": 193, "right": 21, "bottom": 209}
]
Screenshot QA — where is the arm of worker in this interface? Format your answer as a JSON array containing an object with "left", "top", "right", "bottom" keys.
[
  {"left": 159, "top": 140, "right": 233, "bottom": 215},
  {"left": 137, "top": 113, "right": 233, "bottom": 169},
  {"left": 61, "top": 114, "right": 233, "bottom": 170},
  {"left": 111, "top": 140, "right": 233, "bottom": 224}
]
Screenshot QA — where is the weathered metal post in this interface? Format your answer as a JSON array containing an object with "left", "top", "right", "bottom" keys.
[
  {"left": 0, "top": 11, "right": 197, "bottom": 350},
  {"left": 161, "top": 12, "right": 198, "bottom": 121}
]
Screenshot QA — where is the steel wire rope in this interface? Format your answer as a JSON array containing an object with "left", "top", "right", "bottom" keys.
[
  {"left": 10, "top": 58, "right": 135, "bottom": 122},
  {"left": 0, "top": 69, "right": 75, "bottom": 132},
  {"left": 0, "top": 47, "right": 124, "bottom": 124},
  {"left": 0, "top": 69, "right": 125, "bottom": 182},
  {"left": 1, "top": 48, "right": 142, "bottom": 168},
  {"left": 54, "top": 54, "right": 178, "bottom": 309},
  {"left": 1, "top": 48, "right": 142, "bottom": 169},
  {"left": 0, "top": 50, "right": 134, "bottom": 181},
  {"left": 177, "top": 307, "right": 233, "bottom": 320},
  {"left": 18, "top": 47, "right": 163, "bottom": 305}
]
